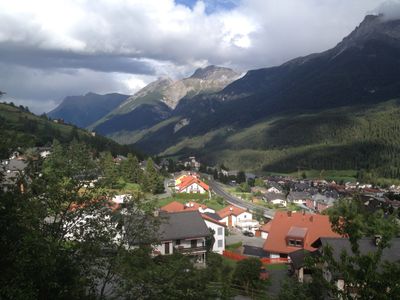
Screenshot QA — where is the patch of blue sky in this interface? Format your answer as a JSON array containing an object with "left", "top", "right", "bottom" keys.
[{"left": 175, "top": 0, "right": 240, "bottom": 14}]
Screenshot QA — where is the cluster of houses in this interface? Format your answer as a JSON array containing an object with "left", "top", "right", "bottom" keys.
[
  {"left": 157, "top": 201, "right": 260, "bottom": 259},
  {"left": 255, "top": 176, "right": 400, "bottom": 213}
]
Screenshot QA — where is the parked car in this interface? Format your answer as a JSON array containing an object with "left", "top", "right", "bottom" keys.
[{"left": 243, "top": 231, "right": 254, "bottom": 237}]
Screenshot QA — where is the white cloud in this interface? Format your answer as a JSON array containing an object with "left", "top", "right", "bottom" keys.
[{"left": 0, "top": 0, "right": 395, "bottom": 113}]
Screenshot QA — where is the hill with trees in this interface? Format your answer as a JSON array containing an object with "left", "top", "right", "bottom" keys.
[{"left": 0, "top": 102, "right": 136, "bottom": 159}]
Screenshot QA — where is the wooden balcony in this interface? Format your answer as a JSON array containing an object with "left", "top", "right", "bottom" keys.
[{"left": 174, "top": 245, "right": 206, "bottom": 254}]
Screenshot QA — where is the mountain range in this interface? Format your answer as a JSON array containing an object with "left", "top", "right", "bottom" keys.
[
  {"left": 48, "top": 14, "right": 400, "bottom": 181},
  {"left": 87, "top": 65, "right": 240, "bottom": 143}
]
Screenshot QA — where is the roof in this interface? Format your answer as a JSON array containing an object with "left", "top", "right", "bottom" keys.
[
  {"left": 288, "top": 191, "right": 311, "bottom": 201},
  {"left": 259, "top": 222, "right": 272, "bottom": 233},
  {"left": 314, "top": 237, "right": 400, "bottom": 265},
  {"left": 158, "top": 211, "right": 211, "bottom": 241},
  {"left": 287, "top": 226, "right": 308, "bottom": 239},
  {"left": 264, "top": 192, "right": 286, "bottom": 200},
  {"left": 263, "top": 211, "right": 340, "bottom": 254},
  {"left": 161, "top": 201, "right": 185, "bottom": 212},
  {"left": 160, "top": 201, "right": 207, "bottom": 213},
  {"left": 201, "top": 213, "right": 226, "bottom": 227},
  {"left": 203, "top": 211, "right": 222, "bottom": 221},
  {"left": 289, "top": 249, "right": 319, "bottom": 269},
  {"left": 217, "top": 205, "right": 247, "bottom": 218},
  {"left": 177, "top": 175, "right": 209, "bottom": 192}
]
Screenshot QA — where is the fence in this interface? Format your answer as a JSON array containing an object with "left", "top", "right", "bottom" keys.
[{"left": 223, "top": 250, "right": 289, "bottom": 264}]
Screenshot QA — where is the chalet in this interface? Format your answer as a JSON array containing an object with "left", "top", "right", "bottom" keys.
[
  {"left": 263, "top": 192, "right": 287, "bottom": 207},
  {"left": 263, "top": 211, "right": 340, "bottom": 258},
  {"left": 266, "top": 186, "right": 282, "bottom": 194},
  {"left": 305, "top": 192, "right": 337, "bottom": 212},
  {"left": 287, "top": 191, "right": 311, "bottom": 205},
  {"left": 154, "top": 211, "right": 210, "bottom": 265},
  {"left": 175, "top": 175, "right": 210, "bottom": 195},
  {"left": 217, "top": 205, "right": 259, "bottom": 233},
  {"left": 160, "top": 201, "right": 225, "bottom": 254}
]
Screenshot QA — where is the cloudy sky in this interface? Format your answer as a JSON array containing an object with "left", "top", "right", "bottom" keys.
[{"left": 0, "top": 0, "right": 397, "bottom": 113}]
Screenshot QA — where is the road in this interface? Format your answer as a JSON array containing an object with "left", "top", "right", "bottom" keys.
[{"left": 209, "top": 180, "right": 275, "bottom": 219}]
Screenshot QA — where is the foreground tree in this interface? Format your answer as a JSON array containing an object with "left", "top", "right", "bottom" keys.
[
  {"left": 232, "top": 257, "right": 265, "bottom": 296},
  {"left": 0, "top": 141, "right": 159, "bottom": 299}
]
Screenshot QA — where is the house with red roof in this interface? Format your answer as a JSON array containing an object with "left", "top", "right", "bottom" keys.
[
  {"left": 263, "top": 211, "right": 341, "bottom": 258},
  {"left": 217, "top": 205, "right": 259, "bottom": 233},
  {"left": 175, "top": 175, "right": 210, "bottom": 195}
]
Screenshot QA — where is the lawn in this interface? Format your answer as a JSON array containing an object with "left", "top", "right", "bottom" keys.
[
  {"left": 265, "top": 263, "right": 288, "bottom": 271},
  {"left": 225, "top": 241, "right": 242, "bottom": 251}
]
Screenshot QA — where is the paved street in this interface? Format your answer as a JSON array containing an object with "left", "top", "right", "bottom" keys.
[{"left": 209, "top": 180, "right": 275, "bottom": 218}]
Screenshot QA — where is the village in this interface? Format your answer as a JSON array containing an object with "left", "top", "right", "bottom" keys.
[{"left": 2, "top": 149, "right": 400, "bottom": 298}]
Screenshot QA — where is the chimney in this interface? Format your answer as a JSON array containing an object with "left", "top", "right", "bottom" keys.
[{"left": 287, "top": 211, "right": 292, "bottom": 217}]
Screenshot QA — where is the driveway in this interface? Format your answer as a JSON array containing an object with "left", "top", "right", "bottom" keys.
[{"left": 226, "top": 229, "right": 265, "bottom": 248}]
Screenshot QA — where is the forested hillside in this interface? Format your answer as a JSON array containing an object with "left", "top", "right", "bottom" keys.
[
  {"left": 136, "top": 100, "right": 400, "bottom": 182},
  {"left": 0, "top": 102, "right": 136, "bottom": 158}
]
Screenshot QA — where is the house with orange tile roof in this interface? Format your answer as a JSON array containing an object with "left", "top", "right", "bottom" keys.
[
  {"left": 263, "top": 211, "right": 341, "bottom": 258},
  {"left": 161, "top": 201, "right": 215, "bottom": 214},
  {"left": 175, "top": 175, "right": 210, "bottom": 195},
  {"left": 217, "top": 205, "right": 259, "bottom": 233}
]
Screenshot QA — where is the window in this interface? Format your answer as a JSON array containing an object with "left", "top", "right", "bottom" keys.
[
  {"left": 218, "top": 240, "right": 223, "bottom": 248},
  {"left": 176, "top": 239, "right": 181, "bottom": 245},
  {"left": 288, "top": 239, "right": 296, "bottom": 246},
  {"left": 218, "top": 228, "right": 223, "bottom": 235},
  {"left": 165, "top": 242, "right": 170, "bottom": 254},
  {"left": 295, "top": 240, "right": 302, "bottom": 247},
  {"left": 191, "top": 239, "right": 197, "bottom": 248}
]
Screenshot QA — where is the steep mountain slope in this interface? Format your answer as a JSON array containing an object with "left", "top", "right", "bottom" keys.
[
  {"left": 92, "top": 66, "right": 239, "bottom": 139},
  {"left": 0, "top": 102, "right": 135, "bottom": 159},
  {"left": 48, "top": 92, "right": 128, "bottom": 128},
  {"left": 132, "top": 14, "right": 400, "bottom": 180}
]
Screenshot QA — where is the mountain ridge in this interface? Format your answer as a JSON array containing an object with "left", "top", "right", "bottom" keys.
[
  {"left": 129, "top": 14, "right": 400, "bottom": 181},
  {"left": 48, "top": 92, "right": 128, "bottom": 128},
  {"left": 90, "top": 65, "right": 239, "bottom": 136}
]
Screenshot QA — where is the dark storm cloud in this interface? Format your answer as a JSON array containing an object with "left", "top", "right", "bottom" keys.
[{"left": 0, "top": 42, "right": 155, "bottom": 75}]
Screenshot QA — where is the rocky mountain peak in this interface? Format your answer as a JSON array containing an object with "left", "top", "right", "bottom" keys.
[
  {"left": 190, "top": 65, "right": 238, "bottom": 81},
  {"left": 338, "top": 14, "right": 400, "bottom": 50}
]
